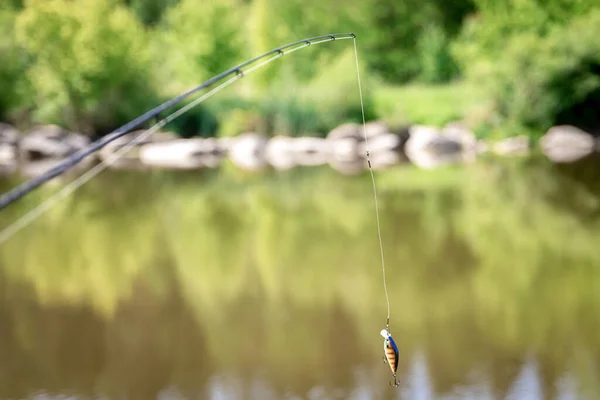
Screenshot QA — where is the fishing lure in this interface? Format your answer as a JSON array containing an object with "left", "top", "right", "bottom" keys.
[{"left": 380, "top": 328, "right": 400, "bottom": 387}]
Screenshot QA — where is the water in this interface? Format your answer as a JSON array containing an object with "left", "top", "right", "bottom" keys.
[{"left": 0, "top": 155, "right": 599, "bottom": 400}]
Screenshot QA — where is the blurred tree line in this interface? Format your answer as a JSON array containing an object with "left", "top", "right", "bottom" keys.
[{"left": 0, "top": 0, "right": 599, "bottom": 137}]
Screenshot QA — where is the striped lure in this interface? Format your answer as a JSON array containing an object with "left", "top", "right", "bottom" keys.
[{"left": 380, "top": 328, "right": 400, "bottom": 387}]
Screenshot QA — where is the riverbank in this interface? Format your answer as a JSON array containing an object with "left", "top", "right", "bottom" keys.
[{"left": 0, "top": 118, "right": 598, "bottom": 181}]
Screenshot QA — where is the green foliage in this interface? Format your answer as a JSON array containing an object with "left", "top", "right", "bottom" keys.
[
  {"left": 3, "top": 0, "right": 600, "bottom": 137},
  {"left": 4, "top": 0, "right": 24, "bottom": 9},
  {"left": 297, "top": 48, "right": 378, "bottom": 132},
  {"left": 374, "top": 82, "right": 485, "bottom": 127},
  {"left": 15, "top": 0, "right": 159, "bottom": 134},
  {"left": 454, "top": 1, "right": 600, "bottom": 134},
  {"left": 417, "top": 25, "right": 460, "bottom": 84},
  {"left": 123, "top": 0, "right": 180, "bottom": 26},
  {"left": 155, "top": 0, "right": 247, "bottom": 94},
  {"left": 246, "top": 0, "right": 365, "bottom": 86},
  {"left": 206, "top": 48, "right": 378, "bottom": 138},
  {"left": 359, "top": 0, "right": 475, "bottom": 84},
  {"left": 167, "top": 103, "right": 220, "bottom": 138},
  {"left": 0, "top": 6, "right": 31, "bottom": 123}
]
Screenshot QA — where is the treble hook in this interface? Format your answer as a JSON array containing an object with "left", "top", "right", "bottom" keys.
[{"left": 389, "top": 374, "right": 400, "bottom": 387}]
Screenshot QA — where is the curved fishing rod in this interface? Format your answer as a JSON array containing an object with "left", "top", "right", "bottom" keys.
[{"left": 0, "top": 33, "right": 355, "bottom": 211}]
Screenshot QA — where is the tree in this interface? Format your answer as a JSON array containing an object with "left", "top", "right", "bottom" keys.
[
  {"left": 0, "top": 4, "right": 31, "bottom": 123},
  {"left": 123, "top": 0, "right": 180, "bottom": 26},
  {"left": 359, "top": 0, "right": 475, "bottom": 83},
  {"left": 15, "top": 0, "right": 159, "bottom": 134},
  {"left": 155, "top": 0, "right": 247, "bottom": 94},
  {"left": 453, "top": 0, "right": 600, "bottom": 134}
]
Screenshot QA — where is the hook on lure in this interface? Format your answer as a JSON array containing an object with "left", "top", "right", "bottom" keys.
[{"left": 380, "top": 328, "right": 400, "bottom": 388}]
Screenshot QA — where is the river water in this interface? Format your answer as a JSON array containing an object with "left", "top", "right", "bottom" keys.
[{"left": 0, "top": 155, "right": 599, "bottom": 400}]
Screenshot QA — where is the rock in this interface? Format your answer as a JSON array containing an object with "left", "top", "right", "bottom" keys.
[
  {"left": 292, "top": 137, "right": 329, "bottom": 166},
  {"left": 442, "top": 122, "right": 477, "bottom": 149},
  {"left": 327, "top": 123, "right": 361, "bottom": 140},
  {"left": 216, "top": 137, "right": 235, "bottom": 154},
  {"left": 358, "top": 132, "right": 402, "bottom": 155},
  {"left": 199, "top": 138, "right": 223, "bottom": 168},
  {"left": 367, "top": 151, "right": 403, "bottom": 170},
  {"left": 326, "top": 123, "right": 363, "bottom": 173},
  {"left": 20, "top": 125, "right": 89, "bottom": 161},
  {"left": 229, "top": 132, "right": 268, "bottom": 171},
  {"left": 99, "top": 130, "right": 177, "bottom": 169},
  {"left": 139, "top": 138, "right": 223, "bottom": 169},
  {"left": 327, "top": 121, "right": 412, "bottom": 172},
  {"left": 0, "top": 145, "right": 15, "bottom": 167},
  {"left": 0, "top": 123, "right": 19, "bottom": 167},
  {"left": 363, "top": 121, "right": 389, "bottom": 138},
  {"left": 443, "top": 122, "right": 481, "bottom": 163},
  {"left": 0, "top": 123, "right": 19, "bottom": 144},
  {"left": 265, "top": 136, "right": 296, "bottom": 170},
  {"left": 491, "top": 135, "right": 530, "bottom": 157},
  {"left": 540, "top": 125, "right": 596, "bottom": 163},
  {"left": 404, "top": 125, "right": 471, "bottom": 169},
  {"left": 356, "top": 132, "right": 405, "bottom": 170},
  {"left": 326, "top": 123, "right": 361, "bottom": 163}
]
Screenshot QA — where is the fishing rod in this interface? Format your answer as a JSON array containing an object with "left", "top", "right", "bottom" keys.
[{"left": 0, "top": 33, "right": 355, "bottom": 211}]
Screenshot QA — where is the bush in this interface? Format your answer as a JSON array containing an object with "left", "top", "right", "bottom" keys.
[
  {"left": 359, "top": 0, "right": 475, "bottom": 84},
  {"left": 0, "top": 5, "right": 31, "bottom": 123},
  {"left": 417, "top": 25, "right": 460, "bottom": 84},
  {"left": 165, "top": 103, "right": 219, "bottom": 138},
  {"left": 297, "top": 48, "right": 378, "bottom": 134},
  {"left": 453, "top": 1, "right": 600, "bottom": 135},
  {"left": 15, "top": 0, "right": 160, "bottom": 135},
  {"left": 207, "top": 47, "right": 379, "bottom": 138},
  {"left": 154, "top": 0, "right": 247, "bottom": 95},
  {"left": 124, "top": 0, "right": 179, "bottom": 26}
]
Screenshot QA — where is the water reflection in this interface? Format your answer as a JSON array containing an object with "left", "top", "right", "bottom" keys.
[{"left": 0, "top": 157, "right": 599, "bottom": 399}]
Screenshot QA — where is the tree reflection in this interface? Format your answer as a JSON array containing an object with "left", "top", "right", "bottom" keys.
[{"left": 0, "top": 159, "right": 599, "bottom": 399}]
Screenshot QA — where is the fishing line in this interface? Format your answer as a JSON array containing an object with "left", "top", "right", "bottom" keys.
[
  {"left": 0, "top": 33, "right": 355, "bottom": 245},
  {"left": 353, "top": 39, "right": 398, "bottom": 387},
  {"left": 353, "top": 38, "right": 390, "bottom": 329}
]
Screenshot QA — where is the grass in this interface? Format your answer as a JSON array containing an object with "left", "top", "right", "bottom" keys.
[{"left": 372, "top": 81, "right": 491, "bottom": 128}]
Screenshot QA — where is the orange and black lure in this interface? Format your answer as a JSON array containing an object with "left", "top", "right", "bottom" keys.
[{"left": 380, "top": 328, "right": 400, "bottom": 387}]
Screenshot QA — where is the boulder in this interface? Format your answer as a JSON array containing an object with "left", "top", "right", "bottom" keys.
[
  {"left": 20, "top": 125, "right": 89, "bottom": 161},
  {"left": 139, "top": 138, "right": 223, "bottom": 169},
  {"left": 326, "top": 123, "right": 362, "bottom": 163},
  {"left": 0, "top": 123, "right": 19, "bottom": 167},
  {"left": 99, "top": 130, "right": 177, "bottom": 169},
  {"left": 540, "top": 125, "right": 595, "bottom": 163},
  {"left": 229, "top": 132, "right": 268, "bottom": 171},
  {"left": 292, "top": 137, "right": 329, "bottom": 166},
  {"left": 265, "top": 136, "right": 296, "bottom": 170},
  {"left": 404, "top": 125, "right": 469, "bottom": 169},
  {"left": 326, "top": 123, "right": 363, "bottom": 173}
]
